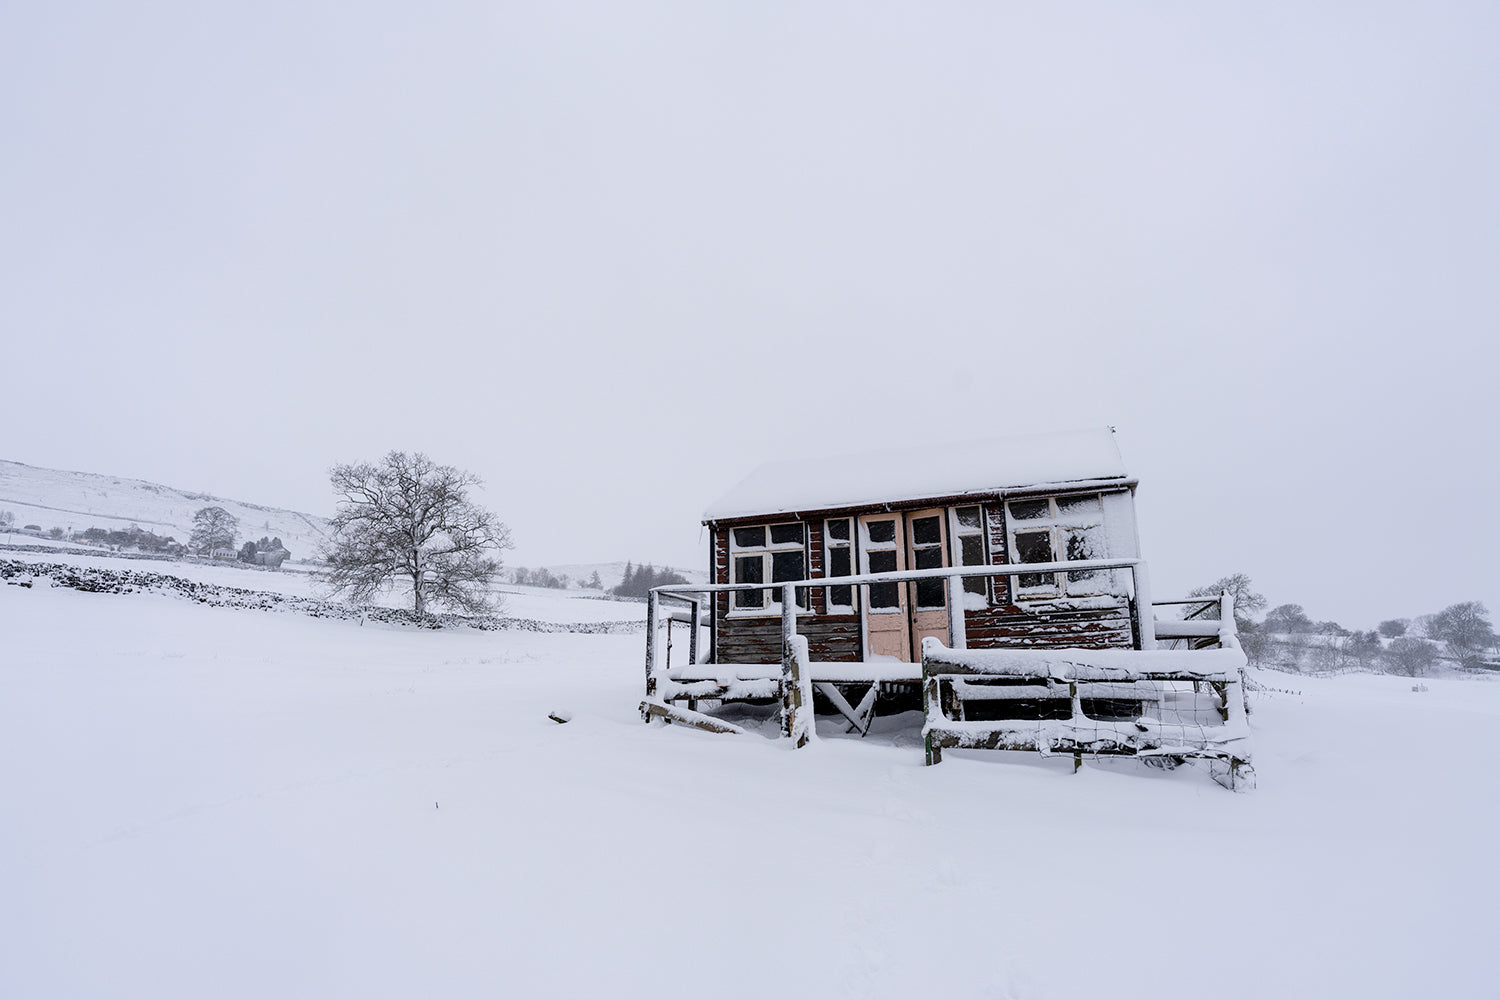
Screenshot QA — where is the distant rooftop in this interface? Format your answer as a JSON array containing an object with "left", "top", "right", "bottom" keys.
[{"left": 704, "top": 428, "right": 1129, "bottom": 521}]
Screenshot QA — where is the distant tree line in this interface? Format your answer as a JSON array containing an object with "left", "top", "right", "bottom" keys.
[
  {"left": 1188, "top": 574, "right": 1497, "bottom": 676},
  {"left": 77, "top": 525, "right": 184, "bottom": 554},
  {"left": 510, "top": 567, "right": 608, "bottom": 590},
  {"left": 612, "top": 561, "right": 688, "bottom": 600},
  {"left": 512, "top": 566, "right": 570, "bottom": 589}
]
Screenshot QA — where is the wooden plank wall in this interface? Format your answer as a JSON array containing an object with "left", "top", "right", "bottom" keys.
[
  {"left": 717, "top": 614, "right": 863, "bottom": 664},
  {"left": 963, "top": 597, "right": 1135, "bottom": 649}
]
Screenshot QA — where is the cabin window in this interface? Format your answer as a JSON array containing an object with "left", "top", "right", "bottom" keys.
[
  {"left": 866, "top": 549, "right": 899, "bottom": 609},
  {"left": 950, "top": 505, "right": 989, "bottom": 600},
  {"left": 1006, "top": 494, "right": 1106, "bottom": 597},
  {"left": 911, "top": 515, "right": 946, "bottom": 609},
  {"left": 731, "top": 522, "right": 807, "bottom": 612},
  {"left": 825, "top": 518, "right": 854, "bottom": 611}
]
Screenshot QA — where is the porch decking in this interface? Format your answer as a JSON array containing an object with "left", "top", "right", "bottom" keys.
[{"left": 641, "top": 559, "right": 1252, "bottom": 786}]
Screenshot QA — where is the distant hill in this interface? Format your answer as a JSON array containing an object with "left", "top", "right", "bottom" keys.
[
  {"left": 0, "top": 459, "right": 331, "bottom": 560},
  {"left": 538, "top": 561, "right": 707, "bottom": 591}
]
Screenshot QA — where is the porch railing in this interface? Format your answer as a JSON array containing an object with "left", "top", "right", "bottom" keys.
[{"left": 643, "top": 558, "right": 1172, "bottom": 741}]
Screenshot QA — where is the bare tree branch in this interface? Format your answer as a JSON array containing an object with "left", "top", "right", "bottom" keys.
[{"left": 321, "top": 451, "right": 513, "bottom": 615}]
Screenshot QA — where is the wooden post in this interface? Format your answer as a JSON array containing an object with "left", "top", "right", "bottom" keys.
[
  {"left": 1133, "top": 562, "right": 1157, "bottom": 650},
  {"left": 946, "top": 574, "right": 967, "bottom": 650},
  {"left": 922, "top": 673, "right": 943, "bottom": 765},
  {"left": 1219, "top": 589, "right": 1237, "bottom": 648},
  {"left": 688, "top": 597, "right": 701, "bottom": 666},
  {"left": 644, "top": 590, "right": 660, "bottom": 707},
  {"left": 781, "top": 584, "right": 810, "bottom": 747}
]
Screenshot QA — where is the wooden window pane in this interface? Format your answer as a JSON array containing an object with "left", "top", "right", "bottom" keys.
[
  {"left": 916, "top": 578, "right": 945, "bottom": 608},
  {"left": 770, "top": 523, "right": 804, "bottom": 545},
  {"left": 734, "top": 555, "right": 764, "bottom": 608},
  {"left": 1015, "top": 531, "right": 1054, "bottom": 564},
  {"left": 955, "top": 506, "right": 982, "bottom": 529},
  {"left": 1065, "top": 528, "right": 1103, "bottom": 583},
  {"left": 826, "top": 519, "right": 850, "bottom": 541},
  {"left": 914, "top": 547, "right": 943, "bottom": 570},
  {"left": 734, "top": 526, "right": 765, "bottom": 548},
  {"left": 1009, "top": 499, "right": 1049, "bottom": 521},
  {"left": 771, "top": 551, "right": 805, "bottom": 583},
  {"left": 960, "top": 535, "right": 985, "bottom": 566},
  {"left": 912, "top": 516, "right": 941, "bottom": 545},
  {"left": 1058, "top": 495, "right": 1101, "bottom": 515},
  {"left": 866, "top": 519, "right": 896, "bottom": 543},
  {"left": 1014, "top": 530, "right": 1054, "bottom": 589},
  {"left": 829, "top": 548, "right": 851, "bottom": 577},
  {"left": 867, "top": 549, "right": 898, "bottom": 608}
]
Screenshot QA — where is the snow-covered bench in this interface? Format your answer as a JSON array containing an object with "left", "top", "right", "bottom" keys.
[{"left": 920, "top": 638, "right": 1254, "bottom": 789}]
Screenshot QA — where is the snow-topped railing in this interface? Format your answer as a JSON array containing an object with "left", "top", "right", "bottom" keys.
[
  {"left": 642, "top": 558, "right": 1162, "bottom": 748},
  {"left": 1149, "top": 592, "right": 1239, "bottom": 649},
  {"left": 920, "top": 637, "right": 1254, "bottom": 790}
]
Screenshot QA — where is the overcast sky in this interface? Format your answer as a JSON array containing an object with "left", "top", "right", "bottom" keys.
[{"left": 3, "top": 2, "right": 1496, "bottom": 625}]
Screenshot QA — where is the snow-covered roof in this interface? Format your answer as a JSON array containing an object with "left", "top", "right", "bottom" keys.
[{"left": 704, "top": 428, "right": 1129, "bottom": 521}]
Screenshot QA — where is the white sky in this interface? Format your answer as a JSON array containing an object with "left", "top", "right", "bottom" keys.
[{"left": 3, "top": 2, "right": 1496, "bottom": 626}]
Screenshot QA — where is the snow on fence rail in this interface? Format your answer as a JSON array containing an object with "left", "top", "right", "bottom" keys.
[
  {"left": 920, "top": 638, "right": 1253, "bottom": 790},
  {"left": 638, "top": 564, "right": 1252, "bottom": 787}
]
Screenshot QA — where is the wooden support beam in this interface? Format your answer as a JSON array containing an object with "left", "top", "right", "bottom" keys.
[
  {"left": 781, "top": 585, "right": 812, "bottom": 748},
  {"left": 643, "top": 591, "right": 660, "bottom": 706},
  {"left": 947, "top": 573, "right": 967, "bottom": 650},
  {"left": 639, "top": 699, "right": 747, "bottom": 735}
]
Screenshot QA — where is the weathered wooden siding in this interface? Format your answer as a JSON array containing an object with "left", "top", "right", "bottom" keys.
[
  {"left": 717, "top": 614, "right": 863, "bottom": 664},
  {"left": 807, "top": 518, "right": 826, "bottom": 614},
  {"left": 964, "top": 597, "right": 1134, "bottom": 649},
  {"left": 981, "top": 501, "right": 1009, "bottom": 605}
]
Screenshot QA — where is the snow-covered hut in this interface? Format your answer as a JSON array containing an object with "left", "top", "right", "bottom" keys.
[
  {"left": 700, "top": 428, "right": 1144, "bottom": 664},
  {"left": 645, "top": 427, "right": 1252, "bottom": 786}
]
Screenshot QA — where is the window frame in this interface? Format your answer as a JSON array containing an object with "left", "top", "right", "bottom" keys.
[
  {"left": 1005, "top": 493, "right": 1108, "bottom": 599},
  {"left": 728, "top": 521, "right": 810, "bottom": 617},
  {"left": 823, "top": 517, "right": 858, "bottom": 614},
  {"left": 947, "top": 504, "right": 990, "bottom": 605}
]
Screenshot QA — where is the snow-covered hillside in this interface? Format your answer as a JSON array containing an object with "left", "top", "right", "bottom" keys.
[
  {"left": 3, "top": 568, "right": 1497, "bottom": 998},
  {"left": 0, "top": 459, "right": 332, "bottom": 559}
]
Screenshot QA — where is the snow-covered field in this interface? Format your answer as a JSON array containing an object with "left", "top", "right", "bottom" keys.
[{"left": 4, "top": 576, "right": 1497, "bottom": 998}]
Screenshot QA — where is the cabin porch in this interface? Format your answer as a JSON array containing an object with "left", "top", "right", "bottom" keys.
[{"left": 641, "top": 560, "right": 1252, "bottom": 787}]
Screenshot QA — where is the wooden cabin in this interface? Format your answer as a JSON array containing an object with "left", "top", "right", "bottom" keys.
[
  {"left": 701, "top": 427, "right": 1146, "bottom": 666},
  {"left": 643, "top": 427, "right": 1253, "bottom": 787}
]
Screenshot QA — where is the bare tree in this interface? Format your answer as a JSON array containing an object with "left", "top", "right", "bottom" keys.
[
  {"left": 190, "top": 506, "right": 239, "bottom": 555},
  {"left": 0, "top": 510, "right": 14, "bottom": 532},
  {"left": 1382, "top": 637, "right": 1438, "bottom": 677},
  {"left": 323, "top": 451, "right": 512, "bottom": 616},
  {"left": 1187, "top": 573, "right": 1267, "bottom": 659},
  {"left": 1427, "top": 602, "right": 1496, "bottom": 668}
]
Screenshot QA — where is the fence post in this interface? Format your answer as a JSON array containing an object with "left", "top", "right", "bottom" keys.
[
  {"left": 781, "top": 584, "right": 810, "bottom": 747},
  {"left": 1219, "top": 590, "right": 1237, "bottom": 648},
  {"left": 688, "top": 597, "right": 701, "bottom": 665},
  {"left": 947, "top": 574, "right": 967, "bottom": 650},
  {"left": 1133, "top": 562, "right": 1156, "bottom": 650},
  {"left": 644, "top": 590, "right": 660, "bottom": 709}
]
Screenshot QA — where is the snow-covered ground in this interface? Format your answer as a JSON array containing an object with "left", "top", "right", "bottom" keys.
[{"left": 3, "top": 578, "right": 1496, "bottom": 999}]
